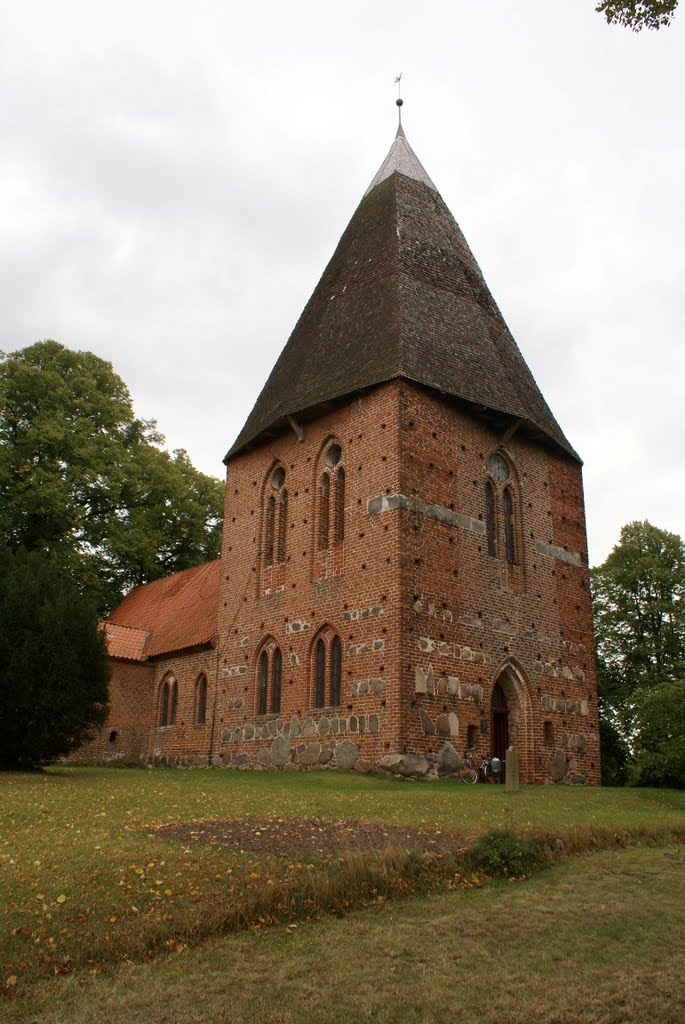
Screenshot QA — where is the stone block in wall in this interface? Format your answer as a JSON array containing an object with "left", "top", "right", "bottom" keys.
[
  {"left": 271, "top": 735, "right": 290, "bottom": 767},
  {"left": 448, "top": 676, "right": 459, "bottom": 695},
  {"left": 419, "top": 710, "right": 435, "bottom": 734},
  {"left": 436, "top": 714, "right": 451, "bottom": 736},
  {"left": 426, "top": 664, "right": 435, "bottom": 695},
  {"left": 318, "top": 747, "right": 332, "bottom": 765},
  {"left": 550, "top": 749, "right": 568, "bottom": 783},
  {"left": 221, "top": 728, "right": 231, "bottom": 743},
  {"left": 286, "top": 619, "right": 311, "bottom": 635},
  {"left": 334, "top": 739, "right": 359, "bottom": 770},
  {"left": 319, "top": 717, "right": 330, "bottom": 735},
  {"left": 368, "top": 714, "right": 379, "bottom": 733},
  {"left": 256, "top": 749, "right": 272, "bottom": 767},
  {"left": 298, "top": 743, "right": 321, "bottom": 765},
  {"left": 437, "top": 742, "right": 464, "bottom": 776},
  {"left": 379, "top": 753, "right": 430, "bottom": 779},
  {"left": 371, "top": 678, "right": 385, "bottom": 694},
  {"left": 289, "top": 716, "right": 301, "bottom": 738},
  {"left": 302, "top": 718, "right": 317, "bottom": 737},
  {"left": 415, "top": 667, "right": 427, "bottom": 694}
]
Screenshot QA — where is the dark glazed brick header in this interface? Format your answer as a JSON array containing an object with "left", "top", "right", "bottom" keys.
[{"left": 227, "top": 170, "right": 578, "bottom": 462}]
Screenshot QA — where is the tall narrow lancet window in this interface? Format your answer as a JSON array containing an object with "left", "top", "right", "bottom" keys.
[
  {"left": 159, "top": 674, "right": 177, "bottom": 727},
  {"left": 195, "top": 674, "right": 207, "bottom": 725},
  {"left": 272, "top": 648, "right": 282, "bottom": 713},
  {"left": 503, "top": 486, "right": 516, "bottom": 564},
  {"left": 317, "top": 442, "right": 345, "bottom": 554},
  {"left": 331, "top": 635, "right": 342, "bottom": 706},
  {"left": 315, "top": 638, "right": 326, "bottom": 708},
  {"left": 485, "top": 452, "right": 519, "bottom": 566},
  {"left": 312, "top": 629, "right": 343, "bottom": 708},
  {"left": 263, "top": 466, "right": 287, "bottom": 567},
  {"left": 318, "top": 474, "right": 330, "bottom": 549},
  {"left": 258, "top": 650, "right": 268, "bottom": 715},
  {"left": 264, "top": 496, "right": 276, "bottom": 566},
  {"left": 485, "top": 481, "right": 496, "bottom": 557},
  {"left": 277, "top": 489, "right": 288, "bottom": 563},
  {"left": 334, "top": 467, "right": 345, "bottom": 545},
  {"left": 256, "top": 641, "right": 282, "bottom": 715}
]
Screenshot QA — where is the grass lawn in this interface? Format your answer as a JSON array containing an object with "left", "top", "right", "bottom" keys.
[{"left": 2, "top": 767, "right": 684, "bottom": 1022}]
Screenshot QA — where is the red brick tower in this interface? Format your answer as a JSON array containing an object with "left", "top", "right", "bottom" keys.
[{"left": 214, "top": 122, "right": 601, "bottom": 784}]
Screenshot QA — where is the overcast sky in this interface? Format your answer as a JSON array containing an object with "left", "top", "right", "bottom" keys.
[{"left": 1, "top": 0, "right": 683, "bottom": 566}]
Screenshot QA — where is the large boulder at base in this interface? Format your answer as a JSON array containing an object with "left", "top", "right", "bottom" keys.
[
  {"left": 379, "top": 753, "right": 431, "bottom": 779},
  {"left": 550, "top": 749, "right": 568, "bottom": 783},
  {"left": 297, "top": 743, "right": 322, "bottom": 766},
  {"left": 271, "top": 735, "right": 291, "bottom": 767},
  {"left": 334, "top": 739, "right": 360, "bottom": 771},
  {"left": 437, "top": 742, "right": 464, "bottom": 776}
]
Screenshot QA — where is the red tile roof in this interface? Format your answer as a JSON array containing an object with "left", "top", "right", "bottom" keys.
[
  {"left": 107, "top": 560, "right": 220, "bottom": 658},
  {"left": 104, "top": 622, "right": 150, "bottom": 661}
]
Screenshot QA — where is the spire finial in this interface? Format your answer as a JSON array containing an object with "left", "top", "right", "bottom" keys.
[{"left": 394, "top": 72, "right": 403, "bottom": 131}]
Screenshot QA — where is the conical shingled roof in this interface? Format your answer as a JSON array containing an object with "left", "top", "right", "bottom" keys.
[{"left": 226, "top": 127, "right": 578, "bottom": 462}]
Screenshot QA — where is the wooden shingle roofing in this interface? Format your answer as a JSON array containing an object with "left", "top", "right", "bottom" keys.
[{"left": 227, "top": 127, "right": 578, "bottom": 463}]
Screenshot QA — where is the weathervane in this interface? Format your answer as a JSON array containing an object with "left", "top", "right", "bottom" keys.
[{"left": 394, "top": 72, "right": 403, "bottom": 126}]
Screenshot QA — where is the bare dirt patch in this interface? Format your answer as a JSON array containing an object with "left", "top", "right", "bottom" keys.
[{"left": 148, "top": 819, "right": 464, "bottom": 857}]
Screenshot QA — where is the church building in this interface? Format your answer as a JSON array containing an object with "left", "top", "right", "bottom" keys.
[{"left": 89, "top": 115, "right": 601, "bottom": 784}]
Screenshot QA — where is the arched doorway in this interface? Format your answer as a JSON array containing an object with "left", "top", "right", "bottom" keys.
[
  {"left": 491, "top": 682, "right": 509, "bottom": 762},
  {"left": 488, "top": 662, "right": 534, "bottom": 782}
]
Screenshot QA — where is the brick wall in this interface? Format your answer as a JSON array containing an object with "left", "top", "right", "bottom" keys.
[
  {"left": 86, "top": 379, "right": 600, "bottom": 784},
  {"left": 214, "top": 382, "right": 405, "bottom": 771},
  {"left": 72, "top": 659, "right": 154, "bottom": 764},
  {"left": 394, "top": 382, "right": 600, "bottom": 784}
]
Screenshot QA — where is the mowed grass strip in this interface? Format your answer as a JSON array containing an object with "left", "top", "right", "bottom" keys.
[
  {"left": 10, "top": 846, "right": 685, "bottom": 1024},
  {"left": 1, "top": 767, "right": 684, "bottom": 997}
]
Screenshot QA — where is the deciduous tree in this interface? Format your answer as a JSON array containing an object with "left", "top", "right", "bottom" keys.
[
  {"left": 0, "top": 341, "right": 223, "bottom": 612},
  {"left": 596, "top": 0, "right": 679, "bottom": 31},
  {"left": 634, "top": 679, "right": 685, "bottom": 788}
]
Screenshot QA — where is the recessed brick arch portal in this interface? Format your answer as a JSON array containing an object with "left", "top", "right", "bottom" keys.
[{"left": 489, "top": 662, "right": 534, "bottom": 782}]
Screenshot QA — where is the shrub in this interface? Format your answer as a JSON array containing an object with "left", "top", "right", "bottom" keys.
[{"left": 468, "top": 828, "right": 543, "bottom": 878}]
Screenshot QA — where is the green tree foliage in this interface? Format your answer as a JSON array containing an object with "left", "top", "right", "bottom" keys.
[
  {"left": 0, "top": 341, "right": 223, "bottom": 613},
  {"left": 591, "top": 521, "right": 685, "bottom": 740},
  {"left": 596, "top": 0, "right": 679, "bottom": 30},
  {"left": 598, "top": 718, "right": 633, "bottom": 786},
  {"left": 0, "top": 547, "right": 110, "bottom": 769},
  {"left": 634, "top": 679, "right": 685, "bottom": 788}
]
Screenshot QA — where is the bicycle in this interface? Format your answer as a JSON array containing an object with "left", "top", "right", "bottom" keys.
[{"left": 459, "top": 748, "right": 505, "bottom": 784}]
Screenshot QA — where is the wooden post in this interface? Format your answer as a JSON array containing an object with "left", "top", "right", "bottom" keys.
[{"left": 505, "top": 746, "right": 520, "bottom": 792}]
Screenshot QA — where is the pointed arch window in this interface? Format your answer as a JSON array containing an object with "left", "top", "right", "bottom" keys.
[
  {"left": 272, "top": 647, "right": 282, "bottom": 713},
  {"left": 159, "top": 674, "right": 177, "bottom": 727},
  {"left": 256, "top": 641, "right": 282, "bottom": 716},
  {"left": 258, "top": 650, "right": 269, "bottom": 715},
  {"left": 503, "top": 486, "right": 516, "bottom": 564},
  {"left": 485, "top": 453, "right": 519, "bottom": 565},
  {"left": 263, "top": 466, "right": 287, "bottom": 567},
  {"left": 312, "top": 629, "right": 343, "bottom": 709},
  {"left": 315, "top": 638, "right": 326, "bottom": 708},
  {"left": 485, "top": 480, "right": 496, "bottom": 557},
  {"left": 317, "top": 443, "right": 345, "bottom": 551},
  {"left": 195, "top": 674, "right": 208, "bottom": 726}
]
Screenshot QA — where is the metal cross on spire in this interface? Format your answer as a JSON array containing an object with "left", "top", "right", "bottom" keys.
[{"left": 394, "top": 72, "right": 403, "bottom": 127}]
